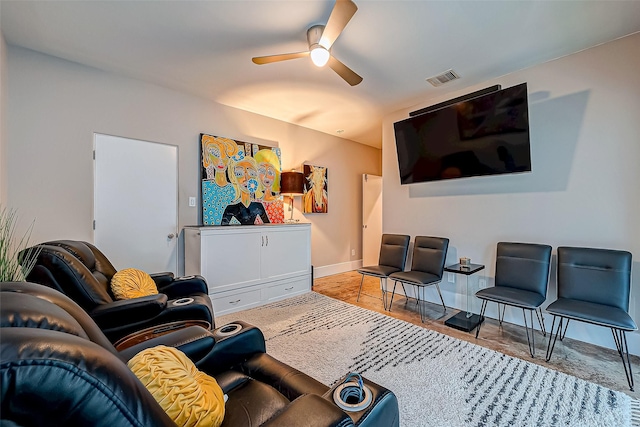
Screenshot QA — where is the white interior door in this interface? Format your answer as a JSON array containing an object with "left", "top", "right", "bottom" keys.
[
  {"left": 94, "top": 134, "right": 178, "bottom": 274},
  {"left": 362, "top": 174, "right": 383, "bottom": 266}
]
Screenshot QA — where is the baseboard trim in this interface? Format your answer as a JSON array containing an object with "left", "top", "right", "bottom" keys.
[{"left": 314, "top": 260, "right": 363, "bottom": 278}]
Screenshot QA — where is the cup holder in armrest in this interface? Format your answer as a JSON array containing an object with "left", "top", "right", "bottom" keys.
[
  {"left": 333, "top": 381, "right": 373, "bottom": 412},
  {"left": 214, "top": 322, "right": 243, "bottom": 337},
  {"left": 172, "top": 297, "right": 194, "bottom": 306}
]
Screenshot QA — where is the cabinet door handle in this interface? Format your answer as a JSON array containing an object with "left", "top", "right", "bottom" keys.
[
  {"left": 261, "top": 236, "right": 264, "bottom": 246},
  {"left": 285, "top": 286, "right": 294, "bottom": 291},
  {"left": 266, "top": 235, "right": 269, "bottom": 246},
  {"left": 229, "top": 299, "right": 241, "bottom": 305}
]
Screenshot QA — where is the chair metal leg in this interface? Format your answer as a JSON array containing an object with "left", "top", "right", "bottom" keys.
[
  {"left": 400, "top": 282, "right": 409, "bottom": 306},
  {"left": 389, "top": 280, "right": 398, "bottom": 312},
  {"left": 611, "top": 328, "right": 635, "bottom": 391},
  {"left": 546, "top": 320, "right": 634, "bottom": 391},
  {"left": 380, "top": 278, "right": 388, "bottom": 310},
  {"left": 498, "top": 304, "right": 506, "bottom": 325},
  {"left": 535, "top": 308, "right": 546, "bottom": 337},
  {"left": 522, "top": 308, "right": 535, "bottom": 357},
  {"left": 400, "top": 282, "right": 448, "bottom": 322},
  {"left": 545, "top": 316, "right": 563, "bottom": 362},
  {"left": 560, "top": 319, "right": 570, "bottom": 340},
  {"left": 356, "top": 274, "right": 365, "bottom": 302},
  {"left": 475, "top": 299, "right": 488, "bottom": 339},
  {"left": 394, "top": 281, "right": 416, "bottom": 308},
  {"left": 357, "top": 274, "right": 388, "bottom": 310},
  {"left": 612, "top": 327, "right": 624, "bottom": 356},
  {"left": 414, "top": 286, "right": 424, "bottom": 323},
  {"left": 434, "top": 282, "right": 446, "bottom": 312}
]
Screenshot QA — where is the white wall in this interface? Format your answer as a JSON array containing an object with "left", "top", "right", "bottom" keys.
[
  {"left": 5, "top": 45, "right": 381, "bottom": 273},
  {"left": 382, "top": 33, "right": 640, "bottom": 355}
]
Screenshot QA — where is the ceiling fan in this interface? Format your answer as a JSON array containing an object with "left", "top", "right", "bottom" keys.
[{"left": 252, "top": 0, "right": 363, "bottom": 86}]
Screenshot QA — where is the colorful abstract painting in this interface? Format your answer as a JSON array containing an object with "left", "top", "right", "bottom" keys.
[
  {"left": 303, "top": 164, "right": 328, "bottom": 214},
  {"left": 200, "top": 134, "right": 284, "bottom": 225}
]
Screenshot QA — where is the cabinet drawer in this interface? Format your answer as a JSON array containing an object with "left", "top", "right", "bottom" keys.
[
  {"left": 264, "top": 276, "right": 310, "bottom": 302},
  {"left": 212, "top": 288, "right": 262, "bottom": 315}
]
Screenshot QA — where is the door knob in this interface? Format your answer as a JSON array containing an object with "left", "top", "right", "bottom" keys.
[{"left": 167, "top": 233, "right": 175, "bottom": 239}]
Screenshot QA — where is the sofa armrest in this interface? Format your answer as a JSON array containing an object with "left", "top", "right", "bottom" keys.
[
  {"left": 150, "top": 272, "right": 175, "bottom": 289},
  {"left": 322, "top": 375, "right": 400, "bottom": 427},
  {"left": 261, "top": 394, "right": 354, "bottom": 427},
  {"left": 197, "top": 321, "right": 266, "bottom": 374},
  {"left": 155, "top": 275, "right": 208, "bottom": 298},
  {"left": 90, "top": 294, "right": 168, "bottom": 328},
  {"left": 240, "top": 353, "right": 329, "bottom": 400},
  {"left": 119, "top": 325, "right": 215, "bottom": 363}
]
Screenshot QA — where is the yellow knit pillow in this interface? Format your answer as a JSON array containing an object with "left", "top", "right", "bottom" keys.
[
  {"left": 128, "top": 345, "right": 225, "bottom": 427},
  {"left": 111, "top": 268, "right": 158, "bottom": 300}
]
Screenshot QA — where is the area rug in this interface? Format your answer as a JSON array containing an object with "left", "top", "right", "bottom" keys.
[{"left": 218, "top": 292, "right": 639, "bottom": 427}]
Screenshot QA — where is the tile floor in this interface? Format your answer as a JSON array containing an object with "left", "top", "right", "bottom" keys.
[{"left": 313, "top": 271, "right": 639, "bottom": 398}]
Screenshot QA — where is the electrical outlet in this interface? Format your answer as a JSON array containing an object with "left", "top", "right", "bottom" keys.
[
  {"left": 448, "top": 273, "right": 455, "bottom": 283},
  {"left": 351, "top": 249, "right": 356, "bottom": 256},
  {"left": 479, "top": 279, "right": 486, "bottom": 288},
  {"left": 188, "top": 197, "right": 196, "bottom": 207}
]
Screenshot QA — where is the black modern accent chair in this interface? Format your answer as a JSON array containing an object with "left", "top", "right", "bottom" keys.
[
  {"left": 1, "top": 282, "right": 400, "bottom": 426},
  {"left": 545, "top": 246, "right": 637, "bottom": 391},
  {"left": 357, "top": 234, "right": 410, "bottom": 310},
  {"left": 388, "top": 236, "right": 449, "bottom": 321},
  {"left": 22, "top": 240, "right": 214, "bottom": 343},
  {"left": 474, "top": 242, "right": 552, "bottom": 357}
]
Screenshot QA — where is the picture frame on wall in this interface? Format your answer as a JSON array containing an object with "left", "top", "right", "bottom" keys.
[
  {"left": 200, "top": 133, "right": 284, "bottom": 225},
  {"left": 302, "top": 164, "right": 328, "bottom": 214}
]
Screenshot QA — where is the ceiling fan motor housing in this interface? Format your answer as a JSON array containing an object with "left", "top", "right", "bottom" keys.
[
  {"left": 308, "top": 25, "right": 330, "bottom": 67},
  {"left": 307, "top": 24, "right": 326, "bottom": 48}
]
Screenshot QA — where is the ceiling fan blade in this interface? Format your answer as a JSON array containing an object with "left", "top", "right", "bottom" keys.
[
  {"left": 327, "top": 56, "right": 362, "bottom": 86},
  {"left": 320, "top": 0, "right": 358, "bottom": 49},
  {"left": 252, "top": 51, "right": 309, "bottom": 65}
]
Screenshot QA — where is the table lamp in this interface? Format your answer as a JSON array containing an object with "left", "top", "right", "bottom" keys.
[{"left": 280, "top": 170, "right": 304, "bottom": 223}]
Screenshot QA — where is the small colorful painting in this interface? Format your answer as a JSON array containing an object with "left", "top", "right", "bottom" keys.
[
  {"left": 303, "top": 164, "right": 328, "bottom": 214},
  {"left": 200, "top": 134, "right": 284, "bottom": 225}
]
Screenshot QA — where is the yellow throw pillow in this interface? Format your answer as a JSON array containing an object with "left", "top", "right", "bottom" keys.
[
  {"left": 111, "top": 268, "right": 158, "bottom": 300},
  {"left": 128, "top": 345, "right": 225, "bottom": 427}
]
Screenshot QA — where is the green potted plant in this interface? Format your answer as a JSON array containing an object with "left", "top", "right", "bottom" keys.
[{"left": 0, "top": 206, "right": 41, "bottom": 281}]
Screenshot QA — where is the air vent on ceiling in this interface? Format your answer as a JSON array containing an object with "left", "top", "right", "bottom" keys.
[{"left": 426, "top": 69, "right": 460, "bottom": 87}]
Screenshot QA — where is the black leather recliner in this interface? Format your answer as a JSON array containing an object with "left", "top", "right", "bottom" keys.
[
  {"left": 22, "top": 240, "right": 214, "bottom": 342},
  {"left": 1, "top": 282, "right": 400, "bottom": 426}
]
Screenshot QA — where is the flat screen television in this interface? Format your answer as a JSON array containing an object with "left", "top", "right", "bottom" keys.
[{"left": 394, "top": 83, "right": 531, "bottom": 184}]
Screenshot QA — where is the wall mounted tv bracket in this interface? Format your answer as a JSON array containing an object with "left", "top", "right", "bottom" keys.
[{"left": 410, "top": 85, "right": 502, "bottom": 117}]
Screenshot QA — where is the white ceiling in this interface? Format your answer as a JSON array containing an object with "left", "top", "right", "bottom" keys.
[{"left": 2, "top": 1, "right": 640, "bottom": 148}]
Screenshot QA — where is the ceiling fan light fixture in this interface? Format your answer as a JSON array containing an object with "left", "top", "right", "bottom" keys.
[
  {"left": 251, "top": 2, "right": 362, "bottom": 85},
  {"left": 310, "top": 44, "right": 330, "bottom": 67}
]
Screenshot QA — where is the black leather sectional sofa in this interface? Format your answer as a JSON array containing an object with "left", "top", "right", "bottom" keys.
[{"left": 0, "top": 282, "right": 399, "bottom": 426}]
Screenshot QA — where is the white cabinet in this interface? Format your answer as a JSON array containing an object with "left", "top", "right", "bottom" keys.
[
  {"left": 184, "top": 224, "right": 311, "bottom": 315},
  {"left": 260, "top": 227, "right": 310, "bottom": 280}
]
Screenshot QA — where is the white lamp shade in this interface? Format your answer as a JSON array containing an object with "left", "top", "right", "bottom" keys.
[{"left": 310, "top": 46, "right": 330, "bottom": 67}]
